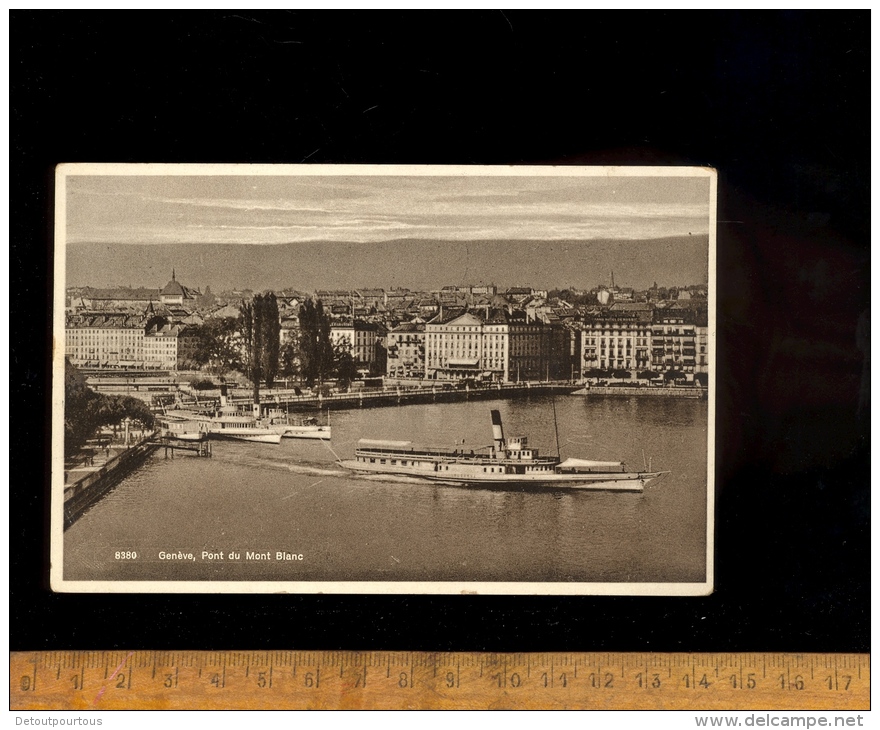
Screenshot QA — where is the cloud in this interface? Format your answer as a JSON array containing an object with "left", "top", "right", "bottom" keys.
[
  {"left": 66, "top": 173, "right": 712, "bottom": 245},
  {"left": 159, "top": 197, "right": 336, "bottom": 214}
]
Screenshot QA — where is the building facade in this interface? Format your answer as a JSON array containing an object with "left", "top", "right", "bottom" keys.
[
  {"left": 385, "top": 322, "right": 426, "bottom": 378},
  {"left": 650, "top": 305, "right": 708, "bottom": 376},
  {"left": 425, "top": 311, "right": 487, "bottom": 379},
  {"left": 330, "top": 320, "right": 380, "bottom": 369},
  {"left": 65, "top": 314, "right": 147, "bottom": 367},
  {"left": 581, "top": 302, "right": 653, "bottom": 374},
  {"left": 425, "top": 309, "right": 568, "bottom": 381},
  {"left": 651, "top": 308, "right": 698, "bottom": 375},
  {"left": 143, "top": 324, "right": 182, "bottom": 369},
  {"left": 65, "top": 314, "right": 199, "bottom": 371}
]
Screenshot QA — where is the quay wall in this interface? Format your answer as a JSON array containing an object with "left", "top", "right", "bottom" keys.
[{"left": 63, "top": 437, "right": 158, "bottom": 529}]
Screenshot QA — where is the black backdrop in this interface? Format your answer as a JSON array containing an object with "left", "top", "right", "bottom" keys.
[{"left": 11, "top": 11, "right": 869, "bottom": 653}]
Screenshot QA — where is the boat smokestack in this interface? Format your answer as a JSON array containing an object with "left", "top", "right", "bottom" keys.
[
  {"left": 491, "top": 409, "right": 505, "bottom": 451},
  {"left": 219, "top": 383, "right": 228, "bottom": 408}
]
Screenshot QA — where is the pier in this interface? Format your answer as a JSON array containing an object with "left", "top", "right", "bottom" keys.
[{"left": 147, "top": 436, "right": 212, "bottom": 458}]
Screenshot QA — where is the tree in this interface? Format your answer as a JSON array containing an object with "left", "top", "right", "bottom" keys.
[
  {"left": 261, "top": 294, "right": 281, "bottom": 388},
  {"left": 664, "top": 369, "right": 686, "bottom": 382},
  {"left": 371, "top": 339, "right": 388, "bottom": 377},
  {"left": 64, "top": 359, "right": 155, "bottom": 455},
  {"left": 65, "top": 358, "right": 97, "bottom": 451},
  {"left": 240, "top": 292, "right": 281, "bottom": 402},
  {"left": 279, "top": 341, "right": 299, "bottom": 378},
  {"left": 637, "top": 370, "right": 659, "bottom": 380},
  {"left": 298, "top": 299, "right": 335, "bottom": 385},
  {"left": 188, "top": 317, "right": 241, "bottom": 374},
  {"left": 333, "top": 337, "right": 358, "bottom": 388},
  {"left": 585, "top": 367, "right": 611, "bottom": 379}
]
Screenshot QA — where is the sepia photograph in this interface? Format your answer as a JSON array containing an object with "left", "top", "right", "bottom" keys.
[{"left": 51, "top": 164, "right": 716, "bottom": 595}]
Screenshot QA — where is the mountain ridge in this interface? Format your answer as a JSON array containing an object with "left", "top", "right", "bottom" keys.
[{"left": 65, "top": 236, "right": 710, "bottom": 292}]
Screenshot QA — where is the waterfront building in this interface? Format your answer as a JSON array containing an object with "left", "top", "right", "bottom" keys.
[
  {"left": 582, "top": 302, "right": 653, "bottom": 374},
  {"left": 65, "top": 313, "right": 147, "bottom": 367},
  {"left": 695, "top": 316, "right": 709, "bottom": 374},
  {"left": 503, "top": 310, "right": 569, "bottom": 382},
  {"left": 650, "top": 303, "right": 708, "bottom": 376},
  {"left": 385, "top": 321, "right": 426, "bottom": 378},
  {"left": 425, "top": 309, "right": 568, "bottom": 382},
  {"left": 65, "top": 312, "right": 199, "bottom": 371},
  {"left": 425, "top": 310, "right": 483, "bottom": 380},
  {"left": 143, "top": 323, "right": 182, "bottom": 370}
]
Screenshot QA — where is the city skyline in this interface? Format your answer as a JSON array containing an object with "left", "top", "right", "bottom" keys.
[{"left": 66, "top": 235, "right": 710, "bottom": 293}]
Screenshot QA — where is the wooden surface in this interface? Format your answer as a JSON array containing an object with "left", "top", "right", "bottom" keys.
[{"left": 11, "top": 651, "right": 869, "bottom": 711}]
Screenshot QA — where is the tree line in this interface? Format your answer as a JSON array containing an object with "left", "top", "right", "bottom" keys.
[
  {"left": 64, "top": 360, "right": 155, "bottom": 455},
  {"left": 183, "top": 294, "right": 361, "bottom": 388}
]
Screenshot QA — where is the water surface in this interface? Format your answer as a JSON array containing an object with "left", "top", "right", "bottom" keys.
[{"left": 64, "top": 395, "right": 709, "bottom": 584}]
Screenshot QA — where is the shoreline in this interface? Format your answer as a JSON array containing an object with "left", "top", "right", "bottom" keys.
[{"left": 63, "top": 436, "right": 158, "bottom": 529}]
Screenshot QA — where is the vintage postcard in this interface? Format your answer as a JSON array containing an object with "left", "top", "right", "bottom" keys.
[{"left": 51, "top": 164, "right": 716, "bottom": 595}]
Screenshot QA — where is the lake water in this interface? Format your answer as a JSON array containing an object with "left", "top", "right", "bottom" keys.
[{"left": 64, "top": 394, "right": 709, "bottom": 586}]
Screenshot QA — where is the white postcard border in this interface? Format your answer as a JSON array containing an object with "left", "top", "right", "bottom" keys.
[{"left": 50, "top": 163, "right": 716, "bottom": 596}]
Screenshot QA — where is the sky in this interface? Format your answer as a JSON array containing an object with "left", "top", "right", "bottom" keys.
[{"left": 63, "top": 167, "right": 713, "bottom": 290}]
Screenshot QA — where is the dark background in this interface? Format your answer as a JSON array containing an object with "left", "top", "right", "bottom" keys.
[{"left": 12, "top": 11, "right": 869, "bottom": 652}]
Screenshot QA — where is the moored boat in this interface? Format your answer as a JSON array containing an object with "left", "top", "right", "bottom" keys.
[
  {"left": 185, "top": 382, "right": 282, "bottom": 443},
  {"left": 266, "top": 409, "right": 331, "bottom": 440},
  {"left": 203, "top": 413, "right": 283, "bottom": 444},
  {"left": 338, "top": 410, "right": 667, "bottom": 491},
  {"left": 156, "top": 414, "right": 209, "bottom": 442}
]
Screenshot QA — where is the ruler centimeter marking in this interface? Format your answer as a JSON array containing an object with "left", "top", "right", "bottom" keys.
[{"left": 10, "top": 652, "right": 869, "bottom": 711}]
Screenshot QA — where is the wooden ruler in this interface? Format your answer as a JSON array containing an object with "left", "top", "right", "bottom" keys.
[{"left": 11, "top": 651, "right": 868, "bottom": 711}]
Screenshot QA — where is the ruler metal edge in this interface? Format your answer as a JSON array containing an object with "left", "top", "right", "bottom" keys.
[{"left": 11, "top": 651, "right": 870, "bottom": 711}]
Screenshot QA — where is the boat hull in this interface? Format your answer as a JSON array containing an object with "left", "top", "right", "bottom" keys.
[
  {"left": 272, "top": 426, "right": 332, "bottom": 440},
  {"left": 209, "top": 430, "right": 283, "bottom": 444},
  {"left": 162, "top": 431, "right": 207, "bottom": 442},
  {"left": 337, "top": 460, "right": 664, "bottom": 492}
]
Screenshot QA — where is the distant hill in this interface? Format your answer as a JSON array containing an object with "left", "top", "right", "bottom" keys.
[{"left": 65, "top": 236, "right": 709, "bottom": 292}]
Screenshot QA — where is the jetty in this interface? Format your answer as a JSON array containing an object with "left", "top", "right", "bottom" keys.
[{"left": 147, "top": 435, "right": 212, "bottom": 458}]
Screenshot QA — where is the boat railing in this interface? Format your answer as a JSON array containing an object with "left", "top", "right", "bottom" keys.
[
  {"left": 356, "top": 446, "right": 563, "bottom": 468},
  {"left": 357, "top": 445, "right": 488, "bottom": 458}
]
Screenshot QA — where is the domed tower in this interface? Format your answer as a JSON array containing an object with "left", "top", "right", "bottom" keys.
[{"left": 160, "top": 269, "right": 187, "bottom": 305}]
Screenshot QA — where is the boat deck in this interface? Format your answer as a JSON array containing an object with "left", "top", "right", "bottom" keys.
[{"left": 355, "top": 446, "right": 559, "bottom": 467}]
